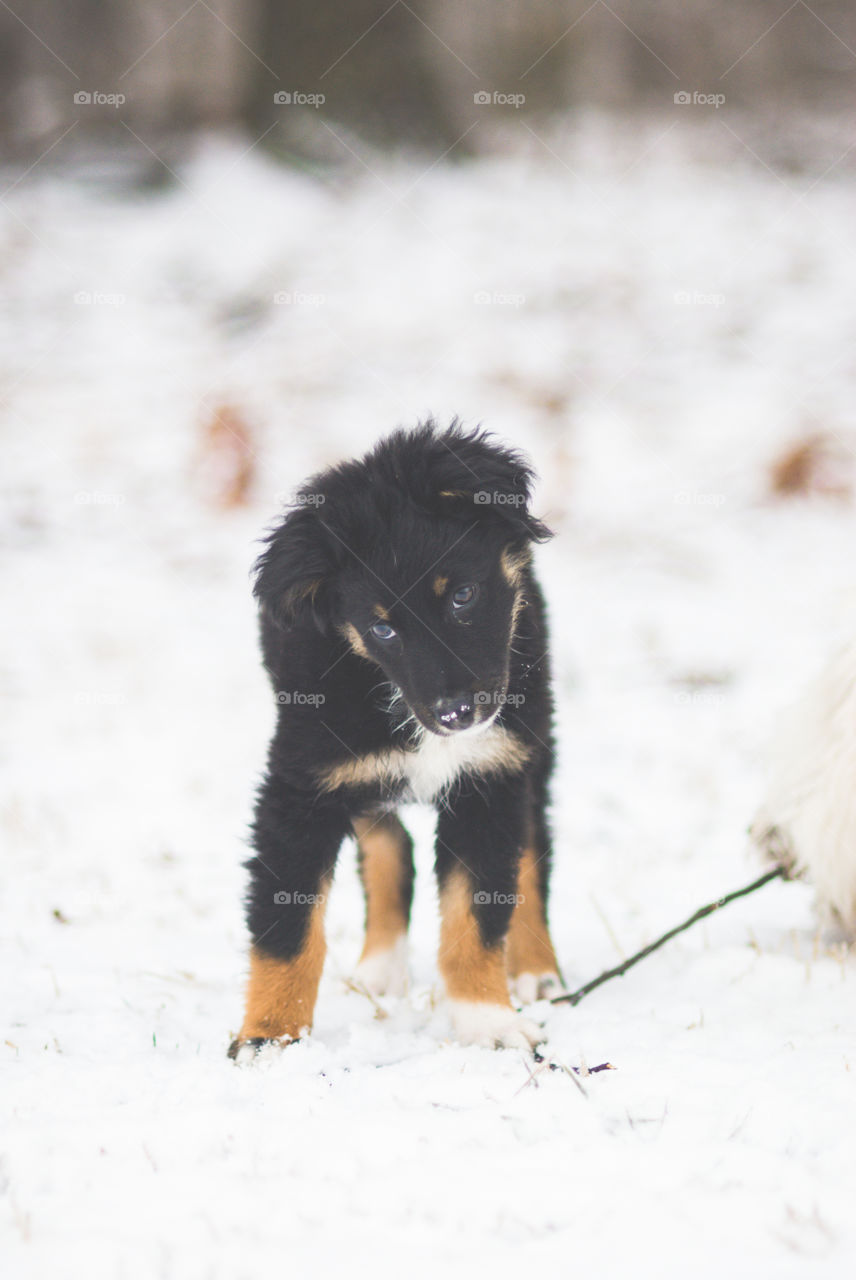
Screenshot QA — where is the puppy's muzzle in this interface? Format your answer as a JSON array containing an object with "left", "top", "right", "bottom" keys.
[{"left": 432, "top": 694, "right": 476, "bottom": 732}]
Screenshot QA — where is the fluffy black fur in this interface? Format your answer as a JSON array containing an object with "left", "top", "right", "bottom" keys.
[{"left": 234, "top": 419, "right": 557, "bottom": 1048}]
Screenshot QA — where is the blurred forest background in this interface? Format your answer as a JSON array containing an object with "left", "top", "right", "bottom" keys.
[{"left": 2, "top": 0, "right": 856, "bottom": 161}]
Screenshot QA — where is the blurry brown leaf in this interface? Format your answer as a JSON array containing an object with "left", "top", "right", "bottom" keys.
[
  {"left": 198, "top": 403, "right": 256, "bottom": 509},
  {"left": 770, "top": 432, "right": 852, "bottom": 500},
  {"left": 490, "top": 369, "right": 572, "bottom": 418}
]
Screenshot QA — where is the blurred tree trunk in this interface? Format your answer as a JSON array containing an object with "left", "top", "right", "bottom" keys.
[
  {"left": 248, "top": 0, "right": 469, "bottom": 153},
  {"left": 1, "top": 0, "right": 854, "bottom": 161}
]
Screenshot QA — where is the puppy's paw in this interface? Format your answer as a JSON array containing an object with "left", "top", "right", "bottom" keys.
[
  {"left": 227, "top": 1035, "right": 294, "bottom": 1065},
  {"left": 449, "top": 1001, "right": 545, "bottom": 1052},
  {"left": 352, "top": 936, "right": 409, "bottom": 997},
  {"left": 510, "top": 971, "right": 565, "bottom": 1004}
]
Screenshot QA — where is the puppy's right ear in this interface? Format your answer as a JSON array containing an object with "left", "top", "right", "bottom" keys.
[{"left": 253, "top": 506, "right": 335, "bottom": 630}]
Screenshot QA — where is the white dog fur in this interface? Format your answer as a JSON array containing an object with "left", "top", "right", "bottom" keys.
[{"left": 752, "top": 639, "right": 856, "bottom": 935}]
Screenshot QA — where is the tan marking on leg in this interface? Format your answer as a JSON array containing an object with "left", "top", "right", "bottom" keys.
[
  {"left": 353, "top": 814, "right": 411, "bottom": 961},
  {"left": 238, "top": 896, "right": 328, "bottom": 1041},
  {"left": 432, "top": 574, "right": 448, "bottom": 597},
  {"left": 506, "top": 847, "right": 560, "bottom": 979},
  {"left": 438, "top": 869, "right": 511, "bottom": 1006}
]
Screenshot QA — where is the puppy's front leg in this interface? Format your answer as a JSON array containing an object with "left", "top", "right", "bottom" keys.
[
  {"left": 229, "top": 780, "right": 350, "bottom": 1061},
  {"left": 435, "top": 780, "right": 544, "bottom": 1051}
]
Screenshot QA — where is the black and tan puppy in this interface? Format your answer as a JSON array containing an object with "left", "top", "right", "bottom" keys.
[{"left": 230, "top": 421, "right": 562, "bottom": 1061}]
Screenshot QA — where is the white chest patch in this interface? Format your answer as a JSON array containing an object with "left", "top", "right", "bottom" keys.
[
  {"left": 401, "top": 719, "right": 504, "bottom": 803},
  {"left": 317, "top": 717, "right": 531, "bottom": 801}
]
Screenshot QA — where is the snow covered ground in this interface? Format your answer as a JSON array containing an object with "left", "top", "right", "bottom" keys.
[{"left": 3, "top": 114, "right": 856, "bottom": 1277}]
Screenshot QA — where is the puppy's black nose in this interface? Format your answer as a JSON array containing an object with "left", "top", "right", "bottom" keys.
[{"left": 433, "top": 694, "right": 475, "bottom": 731}]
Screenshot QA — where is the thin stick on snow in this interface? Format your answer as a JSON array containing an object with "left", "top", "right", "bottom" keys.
[{"left": 551, "top": 866, "right": 788, "bottom": 1007}]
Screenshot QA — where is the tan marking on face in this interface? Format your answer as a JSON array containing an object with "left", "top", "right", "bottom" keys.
[
  {"left": 353, "top": 813, "right": 411, "bottom": 959},
  {"left": 439, "top": 490, "right": 466, "bottom": 499},
  {"left": 439, "top": 869, "right": 511, "bottom": 1006},
  {"left": 506, "top": 847, "right": 560, "bottom": 979},
  {"left": 340, "top": 622, "right": 371, "bottom": 660},
  {"left": 499, "top": 546, "right": 531, "bottom": 587},
  {"left": 372, "top": 603, "right": 390, "bottom": 620},
  {"left": 315, "top": 728, "right": 533, "bottom": 794},
  {"left": 509, "top": 587, "right": 526, "bottom": 637},
  {"left": 237, "top": 894, "right": 329, "bottom": 1041},
  {"left": 433, "top": 575, "right": 449, "bottom": 597}
]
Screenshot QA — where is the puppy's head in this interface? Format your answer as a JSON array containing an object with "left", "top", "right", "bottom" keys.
[{"left": 255, "top": 421, "right": 551, "bottom": 736}]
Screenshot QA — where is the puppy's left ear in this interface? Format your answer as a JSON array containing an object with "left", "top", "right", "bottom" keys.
[
  {"left": 469, "top": 449, "right": 552, "bottom": 546},
  {"left": 253, "top": 505, "right": 336, "bottom": 631},
  {"left": 495, "top": 497, "right": 553, "bottom": 548},
  {"left": 433, "top": 427, "right": 552, "bottom": 545}
]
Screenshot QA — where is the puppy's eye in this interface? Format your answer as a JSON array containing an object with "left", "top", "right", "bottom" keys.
[
  {"left": 451, "top": 584, "right": 478, "bottom": 609},
  {"left": 370, "top": 621, "right": 397, "bottom": 641}
]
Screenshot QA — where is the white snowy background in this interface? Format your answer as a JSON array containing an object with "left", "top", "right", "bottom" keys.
[{"left": 4, "top": 114, "right": 856, "bottom": 1277}]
